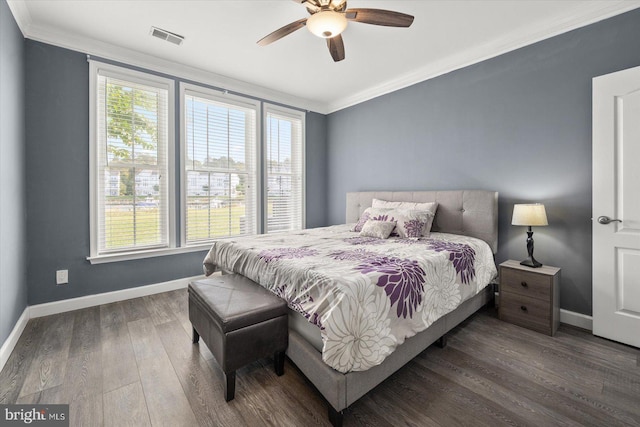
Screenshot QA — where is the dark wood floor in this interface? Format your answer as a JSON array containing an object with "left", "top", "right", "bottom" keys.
[{"left": 1, "top": 289, "right": 639, "bottom": 427}]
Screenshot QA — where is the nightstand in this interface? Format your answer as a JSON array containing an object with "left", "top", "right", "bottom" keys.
[{"left": 498, "top": 260, "right": 561, "bottom": 336}]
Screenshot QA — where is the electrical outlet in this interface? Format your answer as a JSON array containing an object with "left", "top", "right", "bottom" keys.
[{"left": 56, "top": 269, "right": 68, "bottom": 285}]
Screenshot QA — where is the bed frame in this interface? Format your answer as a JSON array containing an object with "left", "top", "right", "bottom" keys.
[{"left": 286, "top": 190, "right": 498, "bottom": 426}]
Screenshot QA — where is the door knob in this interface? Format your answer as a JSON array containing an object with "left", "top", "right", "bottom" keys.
[{"left": 597, "top": 216, "right": 622, "bottom": 225}]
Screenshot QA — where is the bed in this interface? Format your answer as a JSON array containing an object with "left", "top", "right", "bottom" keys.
[{"left": 203, "top": 190, "right": 498, "bottom": 426}]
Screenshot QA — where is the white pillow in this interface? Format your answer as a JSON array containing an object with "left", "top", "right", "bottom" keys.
[
  {"left": 360, "top": 220, "right": 397, "bottom": 239},
  {"left": 371, "top": 199, "right": 439, "bottom": 236},
  {"left": 372, "top": 198, "right": 438, "bottom": 213}
]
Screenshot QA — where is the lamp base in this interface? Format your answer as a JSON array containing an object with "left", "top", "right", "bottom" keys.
[{"left": 520, "top": 256, "right": 542, "bottom": 268}]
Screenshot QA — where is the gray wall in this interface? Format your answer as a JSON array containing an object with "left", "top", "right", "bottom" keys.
[
  {"left": 326, "top": 9, "right": 640, "bottom": 316},
  {"left": 305, "top": 112, "right": 328, "bottom": 228},
  {"left": 24, "top": 40, "right": 328, "bottom": 305},
  {"left": 0, "top": 0, "right": 28, "bottom": 344}
]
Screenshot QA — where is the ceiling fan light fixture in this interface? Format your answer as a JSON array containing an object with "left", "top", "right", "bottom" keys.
[{"left": 306, "top": 10, "right": 348, "bottom": 38}]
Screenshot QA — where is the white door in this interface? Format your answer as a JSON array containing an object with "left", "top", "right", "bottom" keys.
[{"left": 593, "top": 66, "right": 640, "bottom": 348}]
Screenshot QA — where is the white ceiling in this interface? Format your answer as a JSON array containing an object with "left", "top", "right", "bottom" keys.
[{"left": 8, "top": 0, "right": 640, "bottom": 113}]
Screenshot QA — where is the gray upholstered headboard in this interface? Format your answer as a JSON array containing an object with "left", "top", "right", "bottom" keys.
[{"left": 346, "top": 190, "right": 499, "bottom": 253}]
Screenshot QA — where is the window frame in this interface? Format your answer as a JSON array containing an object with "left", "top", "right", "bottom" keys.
[
  {"left": 179, "top": 82, "right": 262, "bottom": 247},
  {"left": 263, "top": 103, "right": 306, "bottom": 233},
  {"left": 87, "top": 64, "right": 306, "bottom": 264},
  {"left": 88, "top": 60, "right": 176, "bottom": 262}
]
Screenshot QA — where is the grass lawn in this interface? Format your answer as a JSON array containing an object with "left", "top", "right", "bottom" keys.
[
  {"left": 185, "top": 204, "right": 246, "bottom": 243},
  {"left": 105, "top": 204, "right": 247, "bottom": 249}
]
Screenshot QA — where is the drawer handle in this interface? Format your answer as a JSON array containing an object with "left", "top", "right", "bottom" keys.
[
  {"left": 521, "top": 281, "right": 528, "bottom": 288},
  {"left": 520, "top": 305, "right": 528, "bottom": 312}
]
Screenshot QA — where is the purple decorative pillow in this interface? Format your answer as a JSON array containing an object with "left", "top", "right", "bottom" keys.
[
  {"left": 351, "top": 207, "right": 395, "bottom": 232},
  {"left": 394, "top": 209, "right": 434, "bottom": 238},
  {"left": 359, "top": 220, "right": 397, "bottom": 239}
]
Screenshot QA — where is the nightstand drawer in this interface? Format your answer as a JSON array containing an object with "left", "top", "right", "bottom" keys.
[
  {"left": 499, "top": 292, "right": 551, "bottom": 334},
  {"left": 501, "top": 267, "right": 551, "bottom": 301}
]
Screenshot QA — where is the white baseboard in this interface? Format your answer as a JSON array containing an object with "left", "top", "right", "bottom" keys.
[
  {"left": 0, "top": 307, "right": 30, "bottom": 373},
  {"left": 560, "top": 309, "right": 593, "bottom": 331},
  {"left": 29, "top": 274, "right": 205, "bottom": 318}
]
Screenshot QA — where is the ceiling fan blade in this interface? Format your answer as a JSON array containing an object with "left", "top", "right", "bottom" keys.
[
  {"left": 344, "top": 8, "right": 414, "bottom": 27},
  {"left": 257, "top": 18, "right": 308, "bottom": 46},
  {"left": 327, "top": 35, "right": 345, "bottom": 62}
]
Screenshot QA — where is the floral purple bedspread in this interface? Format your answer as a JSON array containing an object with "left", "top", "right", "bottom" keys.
[{"left": 203, "top": 224, "right": 497, "bottom": 373}]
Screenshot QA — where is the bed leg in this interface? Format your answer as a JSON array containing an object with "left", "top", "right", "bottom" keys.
[
  {"left": 328, "top": 406, "right": 343, "bottom": 427},
  {"left": 436, "top": 334, "right": 447, "bottom": 348},
  {"left": 192, "top": 327, "right": 200, "bottom": 344}
]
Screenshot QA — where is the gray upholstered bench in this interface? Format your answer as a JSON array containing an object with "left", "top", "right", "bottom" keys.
[{"left": 188, "top": 275, "right": 288, "bottom": 401}]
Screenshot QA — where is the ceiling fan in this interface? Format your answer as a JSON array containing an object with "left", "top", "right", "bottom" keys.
[{"left": 257, "top": 0, "right": 414, "bottom": 62}]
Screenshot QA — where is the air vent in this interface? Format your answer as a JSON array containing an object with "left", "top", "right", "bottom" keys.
[{"left": 150, "top": 26, "right": 184, "bottom": 45}]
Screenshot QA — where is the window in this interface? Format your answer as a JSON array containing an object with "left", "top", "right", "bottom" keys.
[
  {"left": 89, "top": 62, "right": 174, "bottom": 258},
  {"left": 181, "top": 84, "right": 259, "bottom": 245},
  {"left": 264, "top": 105, "right": 305, "bottom": 233},
  {"left": 89, "top": 63, "right": 306, "bottom": 262}
]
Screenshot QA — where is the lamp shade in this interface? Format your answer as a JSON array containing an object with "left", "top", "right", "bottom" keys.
[
  {"left": 306, "top": 11, "right": 348, "bottom": 38},
  {"left": 512, "top": 204, "right": 548, "bottom": 226}
]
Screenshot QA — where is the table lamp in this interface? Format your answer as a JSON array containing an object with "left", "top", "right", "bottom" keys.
[{"left": 512, "top": 204, "right": 548, "bottom": 268}]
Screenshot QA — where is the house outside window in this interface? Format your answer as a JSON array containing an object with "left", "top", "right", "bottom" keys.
[{"left": 180, "top": 84, "right": 259, "bottom": 245}]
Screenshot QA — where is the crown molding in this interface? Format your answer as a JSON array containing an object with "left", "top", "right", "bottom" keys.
[
  {"left": 326, "top": 1, "right": 640, "bottom": 113},
  {"left": 7, "top": 0, "right": 640, "bottom": 115},
  {"left": 6, "top": 0, "right": 32, "bottom": 37},
  {"left": 20, "top": 23, "right": 328, "bottom": 114}
]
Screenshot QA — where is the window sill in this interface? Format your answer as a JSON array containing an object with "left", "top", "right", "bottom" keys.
[{"left": 87, "top": 244, "right": 212, "bottom": 265}]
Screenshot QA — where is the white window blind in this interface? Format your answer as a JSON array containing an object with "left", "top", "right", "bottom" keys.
[
  {"left": 91, "top": 63, "right": 173, "bottom": 256},
  {"left": 265, "top": 105, "right": 305, "bottom": 233},
  {"left": 183, "top": 86, "right": 258, "bottom": 244}
]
